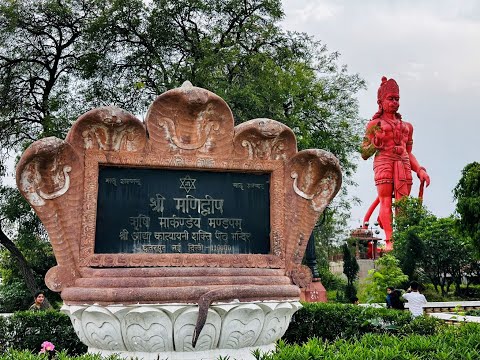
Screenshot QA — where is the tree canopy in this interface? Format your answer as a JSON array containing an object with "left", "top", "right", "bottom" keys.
[
  {"left": 0, "top": 0, "right": 105, "bottom": 150},
  {"left": 419, "top": 216, "right": 473, "bottom": 295},
  {"left": 393, "top": 197, "right": 474, "bottom": 295},
  {"left": 454, "top": 162, "right": 480, "bottom": 253},
  {"left": 360, "top": 254, "right": 408, "bottom": 303},
  {"left": 392, "top": 197, "right": 431, "bottom": 280},
  {"left": 0, "top": 0, "right": 365, "bottom": 170},
  {"left": 0, "top": 0, "right": 365, "bottom": 304}
]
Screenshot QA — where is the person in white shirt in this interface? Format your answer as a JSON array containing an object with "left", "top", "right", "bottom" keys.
[{"left": 402, "top": 281, "right": 427, "bottom": 317}]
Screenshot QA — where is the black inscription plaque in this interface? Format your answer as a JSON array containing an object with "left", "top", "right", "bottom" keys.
[{"left": 94, "top": 166, "right": 271, "bottom": 255}]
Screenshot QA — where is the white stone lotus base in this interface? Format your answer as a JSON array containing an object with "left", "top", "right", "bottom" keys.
[{"left": 61, "top": 300, "right": 301, "bottom": 360}]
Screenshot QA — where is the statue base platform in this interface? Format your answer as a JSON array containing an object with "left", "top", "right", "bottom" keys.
[
  {"left": 61, "top": 300, "right": 301, "bottom": 360},
  {"left": 300, "top": 279, "right": 327, "bottom": 302}
]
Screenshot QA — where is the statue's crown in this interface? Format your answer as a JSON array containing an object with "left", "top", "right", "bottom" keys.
[{"left": 377, "top": 76, "right": 399, "bottom": 101}]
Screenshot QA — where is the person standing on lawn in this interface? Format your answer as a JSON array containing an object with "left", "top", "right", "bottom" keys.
[{"left": 402, "top": 281, "right": 427, "bottom": 317}]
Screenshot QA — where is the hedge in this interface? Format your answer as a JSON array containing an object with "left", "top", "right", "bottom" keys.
[
  {"left": 0, "top": 351, "right": 122, "bottom": 360},
  {"left": 0, "top": 303, "right": 445, "bottom": 358},
  {"left": 261, "top": 323, "right": 480, "bottom": 360},
  {"left": 3, "top": 323, "right": 480, "bottom": 360},
  {"left": 0, "top": 310, "right": 86, "bottom": 355},
  {"left": 282, "top": 302, "right": 443, "bottom": 344}
]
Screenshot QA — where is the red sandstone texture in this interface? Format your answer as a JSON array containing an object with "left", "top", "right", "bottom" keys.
[{"left": 16, "top": 82, "right": 342, "bottom": 305}]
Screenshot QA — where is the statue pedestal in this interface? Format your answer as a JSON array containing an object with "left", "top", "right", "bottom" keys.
[
  {"left": 61, "top": 301, "right": 301, "bottom": 360},
  {"left": 300, "top": 279, "right": 327, "bottom": 302}
]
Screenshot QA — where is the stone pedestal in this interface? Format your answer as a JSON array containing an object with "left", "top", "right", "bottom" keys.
[
  {"left": 300, "top": 279, "right": 327, "bottom": 302},
  {"left": 62, "top": 301, "right": 301, "bottom": 360}
]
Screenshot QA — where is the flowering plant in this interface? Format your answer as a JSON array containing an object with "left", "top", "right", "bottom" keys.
[{"left": 39, "top": 341, "right": 55, "bottom": 358}]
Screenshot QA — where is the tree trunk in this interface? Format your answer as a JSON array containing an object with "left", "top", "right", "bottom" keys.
[
  {"left": 0, "top": 226, "right": 52, "bottom": 309},
  {"left": 454, "top": 280, "right": 462, "bottom": 296},
  {"left": 440, "top": 276, "right": 447, "bottom": 296}
]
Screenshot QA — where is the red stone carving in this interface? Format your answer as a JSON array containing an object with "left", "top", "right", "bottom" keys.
[
  {"left": 289, "top": 264, "right": 313, "bottom": 289},
  {"left": 284, "top": 150, "right": 342, "bottom": 272},
  {"left": 233, "top": 119, "right": 297, "bottom": 160},
  {"left": 361, "top": 77, "right": 430, "bottom": 250},
  {"left": 16, "top": 82, "right": 342, "bottom": 305},
  {"left": 146, "top": 81, "right": 233, "bottom": 155},
  {"left": 66, "top": 106, "right": 147, "bottom": 156}
]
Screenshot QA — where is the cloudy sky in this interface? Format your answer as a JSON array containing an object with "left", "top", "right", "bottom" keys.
[
  {"left": 1, "top": 1, "right": 478, "bottom": 240},
  {"left": 282, "top": 0, "right": 480, "bottom": 234}
]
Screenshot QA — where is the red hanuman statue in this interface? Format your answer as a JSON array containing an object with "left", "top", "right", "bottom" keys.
[{"left": 361, "top": 77, "right": 430, "bottom": 251}]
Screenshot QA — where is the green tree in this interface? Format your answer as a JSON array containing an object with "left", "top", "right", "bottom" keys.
[
  {"left": 393, "top": 197, "right": 474, "bottom": 296},
  {"left": 342, "top": 243, "right": 359, "bottom": 301},
  {"left": 393, "top": 228, "right": 423, "bottom": 280},
  {"left": 454, "top": 162, "right": 480, "bottom": 253},
  {"left": 0, "top": 187, "right": 59, "bottom": 310},
  {"left": 418, "top": 216, "right": 473, "bottom": 295},
  {"left": 392, "top": 197, "right": 431, "bottom": 279},
  {"left": 0, "top": 0, "right": 104, "bottom": 149},
  {"left": 393, "top": 197, "right": 431, "bottom": 232},
  {"left": 84, "top": 0, "right": 365, "bottom": 174},
  {"left": 0, "top": 0, "right": 365, "bottom": 299},
  {"left": 0, "top": 0, "right": 105, "bottom": 302},
  {"left": 360, "top": 254, "right": 408, "bottom": 303}
]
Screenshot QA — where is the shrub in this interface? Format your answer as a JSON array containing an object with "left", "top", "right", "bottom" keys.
[
  {"left": 282, "top": 302, "right": 443, "bottom": 344},
  {"left": 0, "top": 315, "right": 7, "bottom": 352},
  {"left": 317, "top": 267, "right": 346, "bottom": 291},
  {"left": 359, "top": 254, "right": 408, "bottom": 303},
  {"left": 0, "top": 350, "right": 123, "bottom": 359},
  {"left": 465, "top": 309, "right": 480, "bottom": 316},
  {"left": 0, "top": 280, "right": 31, "bottom": 312},
  {"left": 0, "top": 310, "right": 87, "bottom": 355},
  {"left": 448, "top": 284, "right": 480, "bottom": 300},
  {"left": 421, "top": 283, "right": 447, "bottom": 302},
  {"left": 259, "top": 323, "right": 480, "bottom": 360}
]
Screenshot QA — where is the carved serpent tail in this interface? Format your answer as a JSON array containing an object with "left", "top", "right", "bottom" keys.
[{"left": 192, "top": 285, "right": 298, "bottom": 348}]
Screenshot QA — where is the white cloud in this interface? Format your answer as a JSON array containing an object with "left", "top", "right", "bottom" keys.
[{"left": 286, "top": 2, "right": 344, "bottom": 22}]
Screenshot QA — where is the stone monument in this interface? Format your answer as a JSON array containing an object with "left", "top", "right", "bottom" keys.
[{"left": 16, "top": 82, "right": 342, "bottom": 360}]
